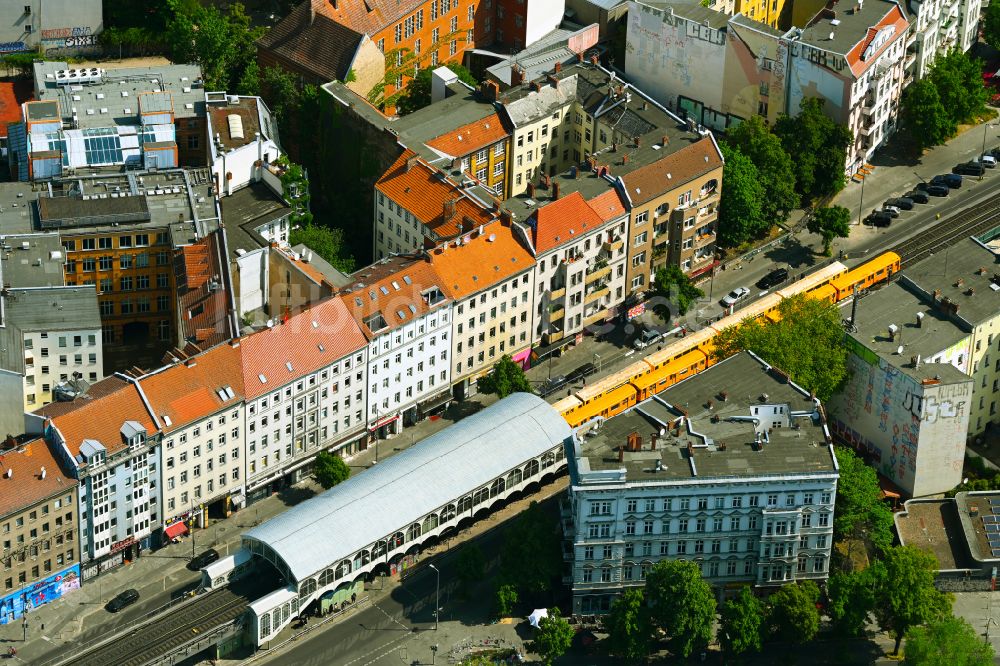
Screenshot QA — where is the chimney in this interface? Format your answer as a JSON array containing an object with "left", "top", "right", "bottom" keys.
[
  {"left": 916, "top": 311, "right": 924, "bottom": 327},
  {"left": 527, "top": 182, "right": 535, "bottom": 197},
  {"left": 622, "top": 154, "right": 629, "bottom": 165},
  {"left": 577, "top": 52, "right": 584, "bottom": 63},
  {"left": 719, "top": 390, "right": 728, "bottom": 402},
  {"left": 406, "top": 155, "right": 419, "bottom": 172},
  {"left": 955, "top": 278, "right": 965, "bottom": 288},
  {"left": 967, "top": 287, "right": 976, "bottom": 296},
  {"left": 662, "top": 135, "right": 670, "bottom": 147},
  {"left": 554, "top": 61, "right": 562, "bottom": 73},
  {"left": 590, "top": 54, "right": 599, "bottom": 65},
  {"left": 452, "top": 157, "right": 461, "bottom": 172},
  {"left": 650, "top": 431, "right": 658, "bottom": 450},
  {"left": 40, "top": 466, "right": 46, "bottom": 480},
  {"left": 530, "top": 80, "right": 542, "bottom": 92},
  {"left": 627, "top": 431, "right": 642, "bottom": 452},
  {"left": 480, "top": 80, "right": 500, "bottom": 101},
  {"left": 443, "top": 199, "right": 457, "bottom": 222},
  {"left": 552, "top": 181, "right": 560, "bottom": 200},
  {"left": 618, "top": 445, "right": 625, "bottom": 462},
  {"left": 541, "top": 173, "right": 551, "bottom": 189},
  {"left": 510, "top": 65, "right": 525, "bottom": 86},
  {"left": 634, "top": 136, "right": 641, "bottom": 148},
  {"left": 933, "top": 288, "right": 941, "bottom": 301},
  {"left": 979, "top": 266, "right": 988, "bottom": 275}
]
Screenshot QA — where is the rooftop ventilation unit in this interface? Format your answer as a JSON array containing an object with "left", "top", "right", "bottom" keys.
[{"left": 228, "top": 114, "right": 245, "bottom": 141}]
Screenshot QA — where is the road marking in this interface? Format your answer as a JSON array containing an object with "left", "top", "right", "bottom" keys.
[
  {"left": 371, "top": 602, "right": 410, "bottom": 631},
  {"left": 339, "top": 631, "right": 417, "bottom": 666}
]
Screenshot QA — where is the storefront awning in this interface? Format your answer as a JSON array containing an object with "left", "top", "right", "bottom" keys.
[
  {"left": 370, "top": 413, "right": 400, "bottom": 430},
  {"left": 230, "top": 492, "right": 246, "bottom": 507},
  {"left": 164, "top": 521, "right": 188, "bottom": 540},
  {"left": 531, "top": 338, "right": 571, "bottom": 363},
  {"left": 419, "top": 391, "right": 452, "bottom": 414}
]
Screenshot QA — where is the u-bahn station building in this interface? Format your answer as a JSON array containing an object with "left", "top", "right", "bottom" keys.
[{"left": 210, "top": 393, "right": 572, "bottom": 645}]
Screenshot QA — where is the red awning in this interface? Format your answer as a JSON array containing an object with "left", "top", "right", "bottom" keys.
[
  {"left": 370, "top": 413, "right": 399, "bottom": 430},
  {"left": 164, "top": 521, "right": 188, "bottom": 539}
]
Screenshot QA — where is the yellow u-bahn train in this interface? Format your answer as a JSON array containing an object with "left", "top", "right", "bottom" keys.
[{"left": 555, "top": 251, "right": 901, "bottom": 427}]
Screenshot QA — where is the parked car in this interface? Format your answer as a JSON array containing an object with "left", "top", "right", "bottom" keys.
[
  {"left": 885, "top": 197, "right": 913, "bottom": 210},
  {"left": 633, "top": 328, "right": 663, "bottom": 350},
  {"left": 881, "top": 206, "right": 900, "bottom": 218},
  {"left": 931, "top": 173, "right": 963, "bottom": 188},
  {"left": 106, "top": 589, "right": 140, "bottom": 613},
  {"left": 982, "top": 154, "right": 997, "bottom": 168},
  {"left": 188, "top": 548, "right": 220, "bottom": 571},
  {"left": 540, "top": 374, "right": 569, "bottom": 396},
  {"left": 756, "top": 267, "right": 789, "bottom": 290},
  {"left": 865, "top": 211, "right": 893, "bottom": 228},
  {"left": 720, "top": 286, "right": 750, "bottom": 308},
  {"left": 926, "top": 184, "right": 950, "bottom": 197},
  {"left": 567, "top": 362, "right": 598, "bottom": 383},
  {"left": 954, "top": 162, "right": 985, "bottom": 177},
  {"left": 905, "top": 190, "right": 929, "bottom": 204}
]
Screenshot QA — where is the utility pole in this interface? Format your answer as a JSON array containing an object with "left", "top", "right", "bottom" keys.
[{"left": 429, "top": 564, "right": 440, "bottom": 631}]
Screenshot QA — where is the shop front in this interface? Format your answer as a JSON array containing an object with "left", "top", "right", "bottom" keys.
[
  {"left": 417, "top": 391, "right": 452, "bottom": 420},
  {"left": 511, "top": 347, "right": 532, "bottom": 369},
  {"left": 0, "top": 564, "right": 81, "bottom": 624},
  {"left": 81, "top": 536, "right": 139, "bottom": 582}
]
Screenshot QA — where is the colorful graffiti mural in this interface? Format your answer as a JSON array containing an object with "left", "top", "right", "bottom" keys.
[{"left": 0, "top": 564, "right": 81, "bottom": 624}]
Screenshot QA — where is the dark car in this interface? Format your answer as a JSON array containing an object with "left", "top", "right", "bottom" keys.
[
  {"left": 886, "top": 197, "right": 914, "bottom": 210},
  {"left": 188, "top": 548, "right": 220, "bottom": 571},
  {"left": 106, "top": 589, "right": 140, "bottom": 613},
  {"left": 567, "top": 362, "right": 598, "bottom": 383},
  {"left": 905, "top": 190, "right": 929, "bottom": 204},
  {"left": 865, "top": 211, "right": 893, "bottom": 227},
  {"left": 954, "top": 162, "right": 985, "bottom": 177},
  {"left": 540, "top": 374, "right": 569, "bottom": 397},
  {"left": 756, "top": 267, "right": 789, "bottom": 290},
  {"left": 926, "top": 184, "right": 950, "bottom": 197},
  {"left": 931, "top": 173, "right": 963, "bottom": 188}
]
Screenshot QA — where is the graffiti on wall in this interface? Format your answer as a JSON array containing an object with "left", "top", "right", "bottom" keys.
[
  {"left": 41, "top": 26, "right": 98, "bottom": 49},
  {"left": 0, "top": 42, "right": 28, "bottom": 54},
  {"left": 0, "top": 564, "right": 81, "bottom": 624}
]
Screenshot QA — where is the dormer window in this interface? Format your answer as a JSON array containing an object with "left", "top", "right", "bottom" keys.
[{"left": 422, "top": 287, "right": 445, "bottom": 307}]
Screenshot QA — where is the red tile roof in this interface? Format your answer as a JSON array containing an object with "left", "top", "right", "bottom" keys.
[
  {"left": 528, "top": 191, "right": 607, "bottom": 255},
  {"left": 425, "top": 112, "right": 509, "bottom": 157},
  {"left": 587, "top": 189, "right": 627, "bottom": 222},
  {"left": 137, "top": 343, "right": 244, "bottom": 434},
  {"left": 176, "top": 232, "right": 232, "bottom": 348},
  {"left": 619, "top": 137, "right": 723, "bottom": 206},
  {"left": 39, "top": 377, "right": 157, "bottom": 460},
  {"left": 428, "top": 222, "right": 533, "bottom": 300},
  {"left": 340, "top": 256, "right": 448, "bottom": 338},
  {"left": 257, "top": 2, "right": 364, "bottom": 84},
  {"left": 846, "top": 6, "right": 909, "bottom": 77},
  {"left": 238, "top": 296, "right": 368, "bottom": 399},
  {"left": 0, "top": 78, "right": 31, "bottom": 139},
  {"left": 310, "top": 0, "right": 427, "bottom": 37},
  {"left": 376, "top": 150, "right": 495, "bottom": 239},
  {"left": 0, "top": 439, "right": 76, "bottom": 517}
]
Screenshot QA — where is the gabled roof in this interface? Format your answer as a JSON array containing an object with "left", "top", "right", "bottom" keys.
[
  {"left": 300, "top": 0, "right": 428, "bottom": 37},
  {"left": 257, "top": 1, "right": 364, "bottom": 83},
  {"left": 376, "top": 149, "right": 496, "bottom": 239},
  {"left": 38, "top": 376, "right": 157, "bottom": 461},
  {"left": 0, "top": 438, "right": 76, "bottom": 517},
  {"left": 587, "top": 189, "right": 627, "bottom": 222},
  {"left": 238, "top": 296, "right": 368, "bottom": 399},
  {"left": 340, "top": 256, "right": 448, "bottom": 339},
  {"left": 428, "top": 222, "right": 534, "bottom": 301},
  {"left": 619, "top": 136, "right": 723, "bottom": 206},
  {"left": 138, "top": 343, "right": 245, "bottom": 434},
  {"left": 425, "top": 112, "right": 509, "bottom": 157},
  {"left": 844, "top": 5, "right": 909, "bottom": 77},
  {"left": 527, "top": 191, "right": 608, "bottom": 255}
]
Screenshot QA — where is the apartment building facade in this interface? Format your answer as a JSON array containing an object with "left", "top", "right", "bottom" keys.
[
  {"left": 424, "top": 111, "right": 512, "bottom": 198},
  {"left": 565, "top": 352, "right": 839, "bottom": 613},
  {"left": 0, "top": 437, "right": 79, "bottom": 624}
]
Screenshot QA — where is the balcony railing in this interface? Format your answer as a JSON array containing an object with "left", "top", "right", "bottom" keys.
[
  {"left": 585, "top": 286, "right": 609, "bottom": 304},
  {"left": 585, "top": 264, "right": 611, "bottom": 283}
]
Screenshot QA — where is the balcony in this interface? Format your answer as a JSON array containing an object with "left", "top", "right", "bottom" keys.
[
  {"left": 694, "top": 232, "right": 715, "bottom": 249},
  {"left": 549, "top": 304, "right": 564, "bottom": 321},
  {"left": 603, "top": 239, "right": 624, "bottom": 253},
  {"left": 585, "top": 263, "right": 610, "bottom": 284},
  {"left": 550, "top": 286, "right": 566, "bottom": 300},
  {"left": 584, "top": 309, "right": 608, "bottom": 328},
  {"left": 584, "top": 286, "right": 609, "bottom": 304}
]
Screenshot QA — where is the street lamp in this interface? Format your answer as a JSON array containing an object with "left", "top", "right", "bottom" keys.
[
  {"left": 856, "top": 172, "right": 867, "bottom": 227},
  {"left": 22, "top": 613, "right": 28, "bottom": 642},
  {"left": 981, "top": 123, "right": 997, "bottom": 181},
  {"left": 428, "top": 564, "right": 440, "bottom": 631}
]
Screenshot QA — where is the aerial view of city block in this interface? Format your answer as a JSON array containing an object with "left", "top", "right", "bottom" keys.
[{"left": 3, "top": 0, "right": 1000, "bottom": 664}]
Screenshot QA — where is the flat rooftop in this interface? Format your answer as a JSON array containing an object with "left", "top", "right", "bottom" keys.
[
  {"left": 796, "top": 0, "right": 904, "bottom": 58},
  {"left": 206, "top": 95, "right": 267, "bottom": 152},
  {"left": 220, "top": 181, "right": 291, "bottom": 259},
  {"left": 5, "top": 285, "right": 101, "bottom": 333},
  {"left": 574, "top": 352, "right": 836, "bottom": 483},
  {"left": 956, "top": 492, "right": 1000, "bottom": 564},
  {"left": 899, "top": 238, "right": 1000, "bottom": 328},
  {"left": 0, "top": 233, "right": 67, "bottom": 288},
  {"left": 896, "top": 499, "right": 975, "bottom": 570},
  {"left": 0, "top": 181, "right": 42, "bottom": 234}
]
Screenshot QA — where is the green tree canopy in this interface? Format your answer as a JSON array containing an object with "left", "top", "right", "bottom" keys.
[
  {"left": 774, "top": 98, "right": 851, "bottom": 204},
  {"left": 495, "top": 583, "right": 518, "bottom": 618},
  {"left": 873, "top": 546, "right": 953, "bottom": 654},
  {"left": 720, "top": 586, "right": 764, "bottom": 658},
  {"left": 478, "top": 355, "right": 533, "bottom": 398},
  {"left": 827, "top": 568, "right": 877, "bottom": 637},
  {"left": 904, "top": 614, "right": 994, "bottom": 666},
  {"left": 725, "top": 116, "right": 799, "bottom": 226},
  {"left": 397, "top": 65, "right": 478, "bottom": 115},
  {"left": 164, "top": 0, "right": 263, "bottom": 91},
  {"left": 985, "top": 1, "right": 1000, "bottom": 52},
  {"left": 455, "top": 544, "right": 486, "bottom": 592},
  {"left": 928, "top": 49, "right": 989, "bottom": 126},
  {"left": 718, "top": 143, "right": 767, "bottom": 247},
  {"left": 807, "top": 205, "right": 852, "bottom": 256},
  {"left": 712, "top": 293, "right": 848, "bottom": 402},
  {"left": 499, "top": 502, "right": 561, "bottom": 599},
  {"left": 652, "top": 264, "right": 704, "bottom": 318},
  {"left": 833, "top": 446, "right": 895, "bottom": 553},
  {"left": 765, "top": 581, "right": 820, "bottom": 643},
  {"left": 899, "top": 79, "right": 956, "bottom": 152},
  {"left": 534, "top": 608, "right": 574, "bottom": 666},
  {"left": 289, "top": 224, "right": 356, "bottom": 273},
  {"left": 603, "top": 588, "right": 653, "bottom": 662},
  {"left": 645, "top": 559, "right": 716, "bottom": 658},
  {"left": 312, "top": 450, "right": 350, "bottom": 489}
]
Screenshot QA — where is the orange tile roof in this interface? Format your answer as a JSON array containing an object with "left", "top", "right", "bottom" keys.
[
  {"left": 308, "top": 0, "right": 428, "bottom": 37},
  {"left": 587, "top": 189, "right": 627, "bottom": 222},
  {"left": 0, "top": 438, "right": 76, "bottom": 517},
  {"left": 846, "top": 6, "right": 909, "bottom": 77},
  {"left": 238, "top": 296, "right": 368, "bottom": 399},
  {"left": 340, "top": 256, "right": 448, "bottom": 338},
  {"left": 137, "top": 343, "right": 245, "bottom": 434},
  {"left": 428, "top": 222, "right": 534, "bottom": 300},
  {"left": 528, "top": 191, "right": 607, "bottom": 255},
  {"left": 619, "top": 137, "right": 723, "bottom": 206},
  {"left": 0, "top": 78, "right": 31, "bottom": 139},
  {"left": 177, "top": 232, "right": 232, "bottom": 348},
  {"left": 39, "top": 377, "right": 157, "bottom": 460},
  {"left": 425, "top": 112, "right": 508, "bottom": 157},
  {"left": 376, "top": 150, "right": 495, "bottom": 239}
]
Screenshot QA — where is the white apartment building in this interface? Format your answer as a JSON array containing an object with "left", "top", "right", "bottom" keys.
[
  {"left": 565, "top": 352, "right": 839, "bottom": 613},
  {"left": 206, "top": 92, "right": 282, "bottom": 197},
  {"left": 137, "top": 342, "right": 246, "bottom": 534},
  {"left": 514, "top": 190, "right": 629, "bottom": 345},
  {"left": 426, "top": 222, "right": 537, "bottom": 400},
  {"left": 239, "top": 297, "right": 370, "bottom": 503},
  {"left": 904, "top": 0, "right": 981, "bottom": 82},
  {"left": 341, "top": 257, "right": 454, "bottom": 438}
]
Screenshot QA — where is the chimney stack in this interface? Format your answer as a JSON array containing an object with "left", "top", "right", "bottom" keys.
[
  {"left": 650, "top": 432, "right": 658, "bottom": 450},
  {"left": 527, "top": 182, "right": 535, "bottom": 198},
  {"left": 577, "top": 52, "right": 584, "bottom": 63},
  {"left": 554, "top": 61, "right": 562, "bottom": 73},
  {"left": 443, "top": 199, "right": 457, "bottom": 222},
  {"left": 530, "top": 80, "right": 542, "bottom": 92},
  {"left": 618, "top": 445, "right": 625, "bottom": 462},
  {"left": 916, "top": 311, "right": 924, "bottom": 328},
  {"left": 552, "top": 181, "right": 560, "bottom": 200},
  {"left": 510, "top": 65, "right": 525, "bottom": 86},
  {"left": 590, "top": 54, "right": 599, "bottom": 65}
]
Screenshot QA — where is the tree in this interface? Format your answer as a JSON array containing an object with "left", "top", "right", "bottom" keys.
[
  {"left": 774, "top": 98, "right": 852, "bottom": 204},
  {"left": 986, "top": 1, "right": 1000, "bottom": 52},
  {"left": 928, "top": 49, "right": 989, "bottom": 126},
  {"left": 499, "top": 502, "right": 561, "bottom": 599},
  {"left": 899, "top": 79, "right": 956, "bottom": 152},
  {"left": 645, "top": 560, "right": 716, "bottom": 658},
  {"left": 718, "top": 143, "right": 767, "bottom": 247},
  {"left": 833, "top": 447, "right": 895, "bottom": 554},
  {"left": 652, "top": 265, "right": 704, "bottom": 318},
  {"left": 397, "top": 65, "right": 478, "bottom": 115},
  {"left": 495, "top": 583, "right": 518, "bottom": 618},
  {"left": 289, "top": 225, "right": 356, "bottom": 273},
  {"left": 712, "top": 293, "right": 848, "bottom": 402},
  {"left": 478, "top": 355, "right": 533, "bottom": 398},
  {"left": 534, "top": 608, "right": 574, "bottom": 666},
  {"left": 603, "top": 589, "right": 653, "bottom": 662},
  {"left": 455, "top": 544, "right": 485, "bottom": 593},
  {"left": 904, "top": 615, "right": 994, "bottom": 666},
  {"left": 720, "top": 586, "right": 764, "bottom": 658},
  {"left": 827, "top": 569, "right": 877, "bottom": 637},
  {"left": 725, "top": 116, "right": 799, "bottom": 226},
  {"left": 807, "top": 205, "right": 852, "bottom": 256},
  {"left": 312, "top": 450, "right": 350, "bottom": 488},
  {"left": 164, "top": 0, "right": 263, "bottom": 91},
  {"left": 873, "top": 546, "right": 953, "bottom": 654},
  {"left": 765, "top": 581, "right": 820, "bottom": 643}
]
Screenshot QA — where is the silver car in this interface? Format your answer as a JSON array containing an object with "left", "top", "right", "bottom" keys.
[{"left": 720, "top": 286, "right": 750, "bottom": 308}]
